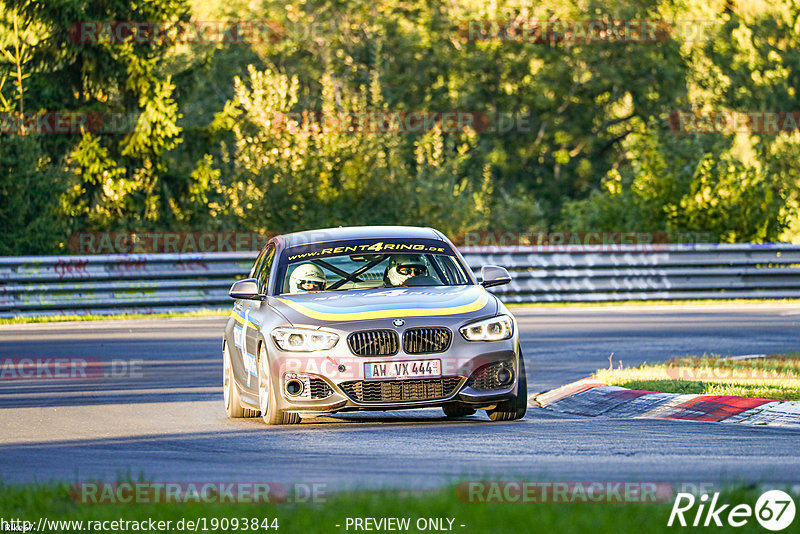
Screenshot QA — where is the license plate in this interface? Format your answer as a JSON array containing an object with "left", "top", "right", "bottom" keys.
[{"left": 364, "top": 359, "right": 441, "bottom": 380}]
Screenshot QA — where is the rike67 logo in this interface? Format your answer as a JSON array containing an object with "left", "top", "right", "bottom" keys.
[{"left": 668, "top": 490, "right": 796, "bottom": 531}]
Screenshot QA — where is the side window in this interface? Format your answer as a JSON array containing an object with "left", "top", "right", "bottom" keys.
[
  {"left": 433, "top": 255, "right": 468, "bottom": 285},
  {"left": 250, "top": 247, "right": 267, "bottom": 278},
  {"left": 257, "top": 246, "right": 275, "bottom": 294}
]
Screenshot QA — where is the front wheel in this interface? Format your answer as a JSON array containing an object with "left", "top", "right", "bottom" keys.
[
  {"left": 258, "top": 343, "right": 300, "bottom": 425},
  {"left": 223, "top": 341, "right": 257, "bottom": 418},
  {"left": 487, "top": 351, "right": 527, "bottom": 421}
]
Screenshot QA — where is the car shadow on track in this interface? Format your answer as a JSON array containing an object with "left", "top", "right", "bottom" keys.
[{"left": 299, "top": 410, "right": 491, "bottom": 425}]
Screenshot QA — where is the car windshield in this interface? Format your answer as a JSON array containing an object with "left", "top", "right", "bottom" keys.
[{"left": 276, "top": 239, "right": 471, "bottom": 294}]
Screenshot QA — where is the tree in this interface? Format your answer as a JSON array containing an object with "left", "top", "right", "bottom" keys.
[{"left": 207, "top": 65, "right": 491, "bottom": 235}]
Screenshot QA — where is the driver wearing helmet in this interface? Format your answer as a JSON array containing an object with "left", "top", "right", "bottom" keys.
[
  {"left": 289, "top": 263, "right": 326, "bottom": 293},
  {"left": 384, "top": 254, "right": 428, "bottom": 286}
]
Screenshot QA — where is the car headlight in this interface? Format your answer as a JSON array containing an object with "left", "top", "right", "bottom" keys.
[
  {"left": 271, "top": 327, "right": 339, "bottom": 352},
  {"left": 459, "top": 315, "right": 514, "bottom": 341}
]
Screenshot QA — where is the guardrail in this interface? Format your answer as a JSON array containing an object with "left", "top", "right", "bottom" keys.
[{"left": 1, "top": 244, "right": 799, "bottom": 316}]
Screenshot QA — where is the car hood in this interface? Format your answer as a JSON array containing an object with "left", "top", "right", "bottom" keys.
[{"left": 268, "top": 285, "right": 497, "bottom": 327}]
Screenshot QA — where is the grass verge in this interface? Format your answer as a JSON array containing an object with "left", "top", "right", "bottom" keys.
[
  {"left": 594, "top": 353, "right": 800, "bottom": 400},
  {"left": 3, "top": 298, "right": 798, "bottom": 325},
  {"left": 0, "top": 482, "right": 789, "bottom": 534},
  {"left": 507, "top": 298, "right": 800, "bottom": 308},
  {"left": 0, "top": 309, "right": 228, "bottom": 325}
]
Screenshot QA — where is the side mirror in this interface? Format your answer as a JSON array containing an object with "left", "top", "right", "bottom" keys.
[
  {"left": 480, "top": 265, "right": 512, "bottom": 288},
  {"left": 229, "top": 278, "right": 262, "bottom": 300}
]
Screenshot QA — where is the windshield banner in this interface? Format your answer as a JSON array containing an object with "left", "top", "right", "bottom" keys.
[{"left": 284, "top": 239, "right": 451, "bottom": 263}]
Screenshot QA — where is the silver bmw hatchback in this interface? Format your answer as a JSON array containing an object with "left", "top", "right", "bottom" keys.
[{"left": 222, "top": 225, "right": 526, "bottom": 424}]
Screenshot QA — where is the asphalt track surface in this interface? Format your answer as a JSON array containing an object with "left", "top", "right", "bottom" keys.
[{"left": 1, "top": 304, "right": 799, "bottom": 490}]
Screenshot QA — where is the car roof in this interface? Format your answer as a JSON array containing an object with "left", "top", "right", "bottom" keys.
[{"left": 280, "top": 226, "right": 445, "bottom": 248}]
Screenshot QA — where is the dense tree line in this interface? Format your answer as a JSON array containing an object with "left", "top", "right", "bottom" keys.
[{"left": 0, "top": 0, "right": 798, "bottom": 254}]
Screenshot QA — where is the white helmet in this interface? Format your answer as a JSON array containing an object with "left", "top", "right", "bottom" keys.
[
  {"left": 289, "top": 263, "right": 326, "bottom": 293},
  {"left": 385, "top": 254, "right": 427, "bottom": 286}
]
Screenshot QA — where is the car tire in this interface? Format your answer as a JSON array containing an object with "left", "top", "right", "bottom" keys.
[
  {"left": 487, "top": 350, "right": 528, "bottom": 421},
  {"left": 257, "top": 342, "right": 301, "bottom": 425},
  {"left": 223, "top": 341, "right": 257, "bottom": 418},
  {"left": 442, "top": 403, "right": 477, "bottom": 418}
]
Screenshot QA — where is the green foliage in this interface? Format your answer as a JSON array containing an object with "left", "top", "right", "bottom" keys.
[
  {"left": 1, "top": 0, "right": 799, "bottom": 254},
  {"left": 565, "top": 0, "right": 800, "bottom": 242},
  {"left": 562, "top": 126, "right": 789, "bottom": 242},
  {"left": 0, "top": 135, "right": 70, "bottom": 254},
  {"left": 672, "top": 155, "right": 785, "bottom": 242},
  {"left": 210, "top": 66, "right": 490, "bottom": 235}
]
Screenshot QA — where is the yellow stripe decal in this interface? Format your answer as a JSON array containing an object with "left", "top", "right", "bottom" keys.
[
  {"left": 276, "top": 293, "right": 489, "bottom": 321},
  {"left": 229, "top": 310, "right": 262, "bottom": 328}
]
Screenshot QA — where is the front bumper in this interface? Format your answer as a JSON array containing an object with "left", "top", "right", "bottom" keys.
[{"left": 264, "top": 325, "right": 520, "bottom": 414}]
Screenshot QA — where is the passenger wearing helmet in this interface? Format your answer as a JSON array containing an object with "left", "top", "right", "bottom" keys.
[
  {"left": 384, "top": 254, "right": 428, "bottom": 286},
  {"left": 289, "top": 263, "right": 326, "bottom": 293}
]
